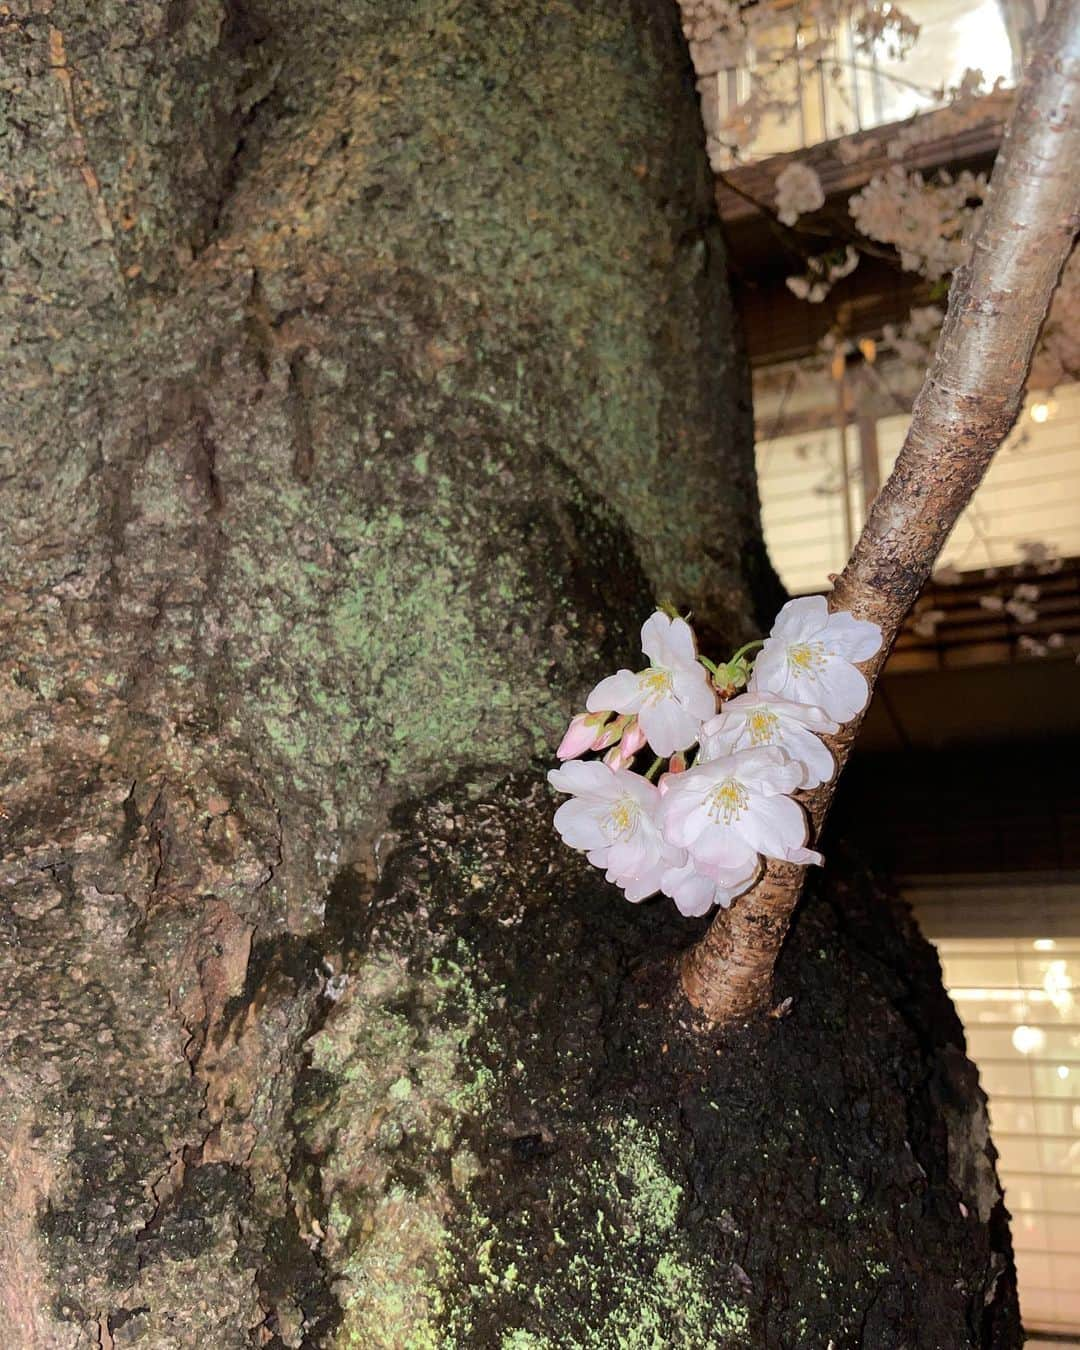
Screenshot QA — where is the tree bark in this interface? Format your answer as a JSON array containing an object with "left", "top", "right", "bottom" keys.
[{"left": 0, "top": 2, "right": 1017, "bottom": 1346}]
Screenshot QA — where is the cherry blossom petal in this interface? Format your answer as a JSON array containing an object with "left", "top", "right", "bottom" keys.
[
  {"left": 548, "top": 760, "right": 621, "bottom": 801},
  {"left": 808, "top": 659, "right": 869, "bottom": 722},
  {"left": 587, "top": 669, "right": 646, "bottom": 715},
  {"left": 640, "top": 611, "right": 671, "bottom": 664},
  {"left": 749, "top": 641, "right": 789, "bottom": 692},
  {"left": 662, "top": 856, "right": 759, "bottom": 915},
  {"left": 671, "top": 667, "right": 718, "bottom": 722},
  {"left": 737, "top": 794, "right": 810, "bottom": 860},
  {"left": 620, "top": 769, "right": 665, "bottom": 807},
  {"left": 640, "top": 611, "right": 696, "bottom": 666},
  {"left": 771, "top": 595, "right": 829, "bottom": 643},
  {"left": 552, "top": 799, "right": 610, "bottom": 851},
  {"left": 661, "top": 863, "right": 718, "bottom": 916},
  {"left": 726, "top": 747, "right": 803, "bottom": 795},
  {"left": 781, "top": 723, "right": 835, "bottom": 788},
  {"left": 639, "top": 697, "right": 701, "bottom": 757},
  {"left": 690, "top": 829, "right": 759, "bottom": 870},
  {"left": 784, "top": 842, "right": 825, "bottom": 866},
  {"left": 824, "top": 610, "right": 883, "bottom": 662},
  {"left": 661, "top": 614, "right": 699, "bottom": 666},
  {"left": 619, "top": 862, "right": 672, "bottom": 903}
]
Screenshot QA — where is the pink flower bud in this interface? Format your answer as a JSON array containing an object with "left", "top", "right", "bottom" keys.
[
  {"left": 668, "top": 751, "right": 687, "bottom": 774},
  {"left": 620, "top": 719, "right": 647, "bottom": 760},
  {"left": 557, "top": 712, "right": 607, "bottom": 760},
  {"left": 593, "top": 714, "right": 630, "bottom": 750}
]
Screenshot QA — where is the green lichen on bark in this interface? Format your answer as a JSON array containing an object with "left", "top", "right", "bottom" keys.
[
  {"left": 284, "top": 772, "right": 1015, "bottom": 1349},
  {"left": 295, "top": 942, "right": 505, "bottom": 1346}
]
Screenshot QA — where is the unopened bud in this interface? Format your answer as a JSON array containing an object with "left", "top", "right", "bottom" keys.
[
  {"left": 557, "top": 710, "right": 610, "bottom": 760},
  {"left": 593, "top": 714, "right": 630, "bottom": 750},
  {"left": 619, "top": 719, "right": 647, "bottom": 759},
  {"left": 712, "top": 656, "right": 750, "bottom": 697}
]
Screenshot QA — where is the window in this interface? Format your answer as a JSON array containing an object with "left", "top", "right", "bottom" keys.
[
  {"left": 710, "top": 0, "right": 1020, "bottom": 166},
  {"left": 917, "top": 926, "right": 1080, "bottom": 1339},
  {"left": 756, "top": 383, "right": 1080, "bottom": 593}
]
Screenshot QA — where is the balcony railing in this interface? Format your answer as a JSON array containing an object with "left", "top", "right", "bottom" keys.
[{"left": 701, "top": 0, "right": 1024, "bottom": 168}]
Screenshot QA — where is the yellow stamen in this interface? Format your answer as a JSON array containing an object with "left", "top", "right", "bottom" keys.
[
  {"left": 787, "top": 641, "right": 827, "bottom": 673},
  {"left": 639, "top": 667, "right": 673, "bottom": 704},
  {"left": 706, "top": 778, "right": 749, "bottom": 825},
  {"left": 746, "top": 709, "right": 779, "bottom": 746},
  {"left": 605, "top": 796, "right": 640, "bottom": 841}
]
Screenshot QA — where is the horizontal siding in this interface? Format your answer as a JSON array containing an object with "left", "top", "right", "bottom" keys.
[
  {"left": 758, "top": 383, "right": 1080, "bottom": 594},
  {"left": 922, "top": 930, "right": 1080, "bottom": 1335}
]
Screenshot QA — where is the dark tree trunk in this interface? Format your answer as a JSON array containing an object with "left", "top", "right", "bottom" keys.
[{"left": 0, "top": 2, "right": 1018, "bottom": 1346}]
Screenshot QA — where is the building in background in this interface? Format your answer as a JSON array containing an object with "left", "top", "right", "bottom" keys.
[{"left": 708, "top": 1, "right": 1079, "bottom": 1338}]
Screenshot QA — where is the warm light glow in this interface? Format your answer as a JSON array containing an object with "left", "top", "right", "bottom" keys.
[
  {"left": 1044, "top": 961, "right": 1075, "bottom": 1014},
  {"left": 952, "top": 986, "right": 1058, "bottom": 1004},
  {"left": 1012, "top": 1025, "right": 1046, "bottom": 1055},
  {"left": 934, "top": 936, "right": 1080, "bottom": 1333},
  {"left": 1029, "top": 398, "right": 1058, "bottom": 424}
]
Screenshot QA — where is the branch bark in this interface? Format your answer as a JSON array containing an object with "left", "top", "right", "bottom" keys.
[{"left": 682, "top": 0, "right": 1080, "bottom": 1022}]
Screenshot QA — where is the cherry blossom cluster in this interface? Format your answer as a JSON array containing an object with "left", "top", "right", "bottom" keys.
[
  {"left": 549, "top": 598, "right": 882, "bottom": 918},
  {"left": 785, "top": 246, "right": 859, "bottom": 303},
  {"left": 847, "top": 167, "right": 988, "bottom": 280},
  {"left": 774, "top": 162, "right": 825, "bottom": 227}
]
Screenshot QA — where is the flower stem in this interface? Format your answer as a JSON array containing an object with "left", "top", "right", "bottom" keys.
[
  {"left": 731, "top": 638, "right": 765, "bottom": 664},
  {"left": 644, "top": 756, "right": 664, "bottom": 782},
  {"left": 697, "top": 654, "right": 720, "bottom": 675}
]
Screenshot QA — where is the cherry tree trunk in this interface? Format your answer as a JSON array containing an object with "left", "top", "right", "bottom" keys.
[{"left": 0, "top": 2, "right": 1019, "bottom": 1346}]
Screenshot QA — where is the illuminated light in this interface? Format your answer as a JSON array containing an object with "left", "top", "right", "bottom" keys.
[
  {"left": 1029, "top": 397, "right": 1058, "bottom": 425},
  {"left": 1012, "top": 1025, "right": 1046, "bottom": 1055},
  {"left": 951, "top": 987, "right": 1055, "bottom": 1003},
  {"left": 1044, "top": 961, "right": 1075, "bottom": 1015},
  {"left": 1058, "top": 1065, "right": 1071, "bottom": 1081},
  {"left": 1034, "top": 939, "right": 1056, "bottom": 951}
]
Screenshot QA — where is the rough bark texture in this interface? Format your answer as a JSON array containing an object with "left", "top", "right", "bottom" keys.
[
  {"left": 0, "top": 2, "right": 1017, "bottom": 1346},
  {"left": 683, "top": 0, "right": 1080, "bottom": 1025}
]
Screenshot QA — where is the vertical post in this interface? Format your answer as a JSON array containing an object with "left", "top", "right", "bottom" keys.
[
  {"left": 857, "top": 414, "right": 881, "bottom": 515},
  {"left": 834, "top": 362, "right": 855, "bottom": 553}
]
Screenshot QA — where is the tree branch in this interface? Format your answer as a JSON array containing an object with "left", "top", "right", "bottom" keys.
[{"left": 682, "top": 0, "right": 1080, "bottom": 1022}]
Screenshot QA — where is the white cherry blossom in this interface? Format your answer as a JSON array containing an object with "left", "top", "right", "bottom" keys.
[
  {"left": 700, "top": 689, "right": 838, "bottom": 788},
  {"left": 586, "top": 611, "right": 716, "bottom": 757},
  {"left": 548, "top": 760, "right": 685, "bottom": 902},
  {"left": 752, "top": 596, "right": 882, "bottom": 723},
  {"left": 774, "top": 162, "right": 824, "bottom": 226},
  {"left": 659, "top": 747, "right": 822, "bottom": 871},
  {"left": 660, "top": 854, "right": 759, "bottom": 917}
]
